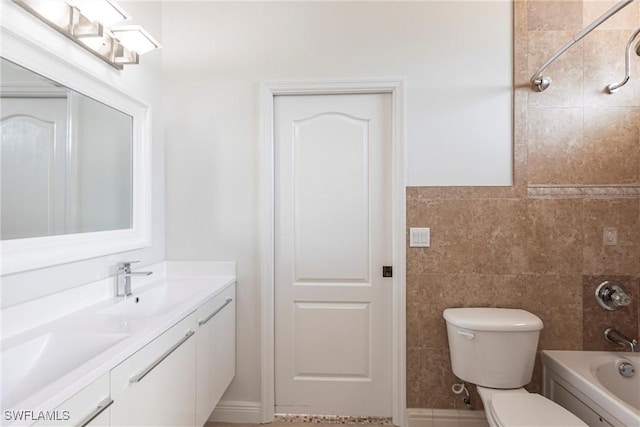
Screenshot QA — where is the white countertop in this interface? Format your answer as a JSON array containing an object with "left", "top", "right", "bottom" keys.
[{"left": 1, "top": 262, "right": 235, "bottom": 426}]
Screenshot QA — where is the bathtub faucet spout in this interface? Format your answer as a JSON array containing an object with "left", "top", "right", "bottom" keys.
[{"left": 605, "top": 328, "right": 638, "bottom": 352}]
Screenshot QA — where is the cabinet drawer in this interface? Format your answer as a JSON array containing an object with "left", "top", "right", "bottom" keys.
[
  {"left": 110, "top": 313, "right": 197, "bottom": 427},
  {"left": 32, "top": 373, "right": 110, "bottom": 427}
]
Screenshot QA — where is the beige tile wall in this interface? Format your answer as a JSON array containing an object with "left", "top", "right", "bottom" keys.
[{"left": 406, "top": 0, "right": 640, "bottom": 410}]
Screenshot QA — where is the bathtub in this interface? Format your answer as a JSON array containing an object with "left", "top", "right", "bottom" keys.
[{"left": 542, "top": 350, "right": 640, "bottom": 427}]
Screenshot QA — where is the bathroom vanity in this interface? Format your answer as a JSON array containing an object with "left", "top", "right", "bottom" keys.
[
  {"left": 0, "top": 8, "right": 235, "bottom": 426},
  {"left": 1, "top": 263, "right": 236, "bottom": 427}
]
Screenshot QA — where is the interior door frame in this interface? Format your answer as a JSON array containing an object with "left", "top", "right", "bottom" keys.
[{"left": 259, "top": 79, "right": 407, "bottom": 427}]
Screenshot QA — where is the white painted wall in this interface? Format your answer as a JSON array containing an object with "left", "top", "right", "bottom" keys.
[
  {"left": 162, "top": 0, "right": 512, "bottom": 410},
  {"left": 0, "top": 0, "right": 164, "bottom": 308}
]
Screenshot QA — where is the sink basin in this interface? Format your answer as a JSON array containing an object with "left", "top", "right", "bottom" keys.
[
  {"left": 98, "top": 284, "right": 196, "bottom": 319},
  {"left": 1, "top": 332, "right": 130, "bottom": 409}
]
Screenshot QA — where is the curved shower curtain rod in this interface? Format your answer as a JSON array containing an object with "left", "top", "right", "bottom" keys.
[
  {"left": 530, "top": 0, "right": 637, "bottom": 93},
  {"left": 606, "top": 27, "right": 640, "bottom": 93}
]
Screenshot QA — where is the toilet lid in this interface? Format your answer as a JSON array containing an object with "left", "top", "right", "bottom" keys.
[{"left": 491, "top": 393, "right": 587, "bottom": 427}]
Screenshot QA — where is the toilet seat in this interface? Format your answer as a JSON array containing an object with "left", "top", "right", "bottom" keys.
[{"left": 490, "top": 393, "right": 587, "bottom": 427}]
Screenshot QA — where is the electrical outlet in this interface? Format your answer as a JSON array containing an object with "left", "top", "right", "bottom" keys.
[{"left": 603, "top": 227, "right": 618, "bottom": 246}]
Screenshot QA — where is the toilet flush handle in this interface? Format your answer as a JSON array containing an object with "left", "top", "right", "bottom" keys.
[{"left": 457, "top": 330, "right": 475, "bottom": 340}]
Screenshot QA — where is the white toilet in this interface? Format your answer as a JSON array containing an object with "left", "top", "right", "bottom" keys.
[{"left": 443, "top": 307, "right": 587, "bottom": 427}]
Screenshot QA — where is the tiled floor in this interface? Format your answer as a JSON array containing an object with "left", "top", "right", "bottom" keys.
[
  {"left": 207, "top": 410, "right": 488, "bottom": 427},
  {"left": 209, "top": 424, "right": 391, "bottom": 427},
  {"left": 209, "top": 414, "right": 393, "bottom": 427}
]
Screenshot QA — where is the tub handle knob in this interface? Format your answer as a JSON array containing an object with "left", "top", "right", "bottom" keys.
[
  {"left": 611, "top": 291, "right": 631, "bottom": 306},
  {"left": 595, "top": 281, "right": 632, "bottom": 311},
  {"left": 457, "top": 330, "right": 475, "bottom": 340}
]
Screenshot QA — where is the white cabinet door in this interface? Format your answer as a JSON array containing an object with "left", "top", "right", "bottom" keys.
[
  {"left": 110, "top": 313, "right": 197, "bottom": 427},
  {"left": 195, "top": 283, "right": 236, "bottom": 427},
  {"left": 32, "top": 373, "right": 111, "bottom": 427}
]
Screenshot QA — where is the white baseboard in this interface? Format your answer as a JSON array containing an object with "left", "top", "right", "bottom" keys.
[
  {"left": 407, "top": 408, "right": 489, "bottom": 427},
  {"left": 210, "top": 400, "right": 263, "bottom": 424}
]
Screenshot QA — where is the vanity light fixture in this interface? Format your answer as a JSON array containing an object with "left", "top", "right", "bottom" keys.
[
  {"left": 69, "top": 0, "right": 130, "bottom": 27},
  {"left": 12, "top": 0, "right": 160, "bottom": 70},
  {"left": 110, "top": 26, "right": 160, "bottom": 55}
]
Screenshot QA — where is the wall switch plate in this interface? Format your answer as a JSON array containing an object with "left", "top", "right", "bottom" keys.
[
  {"left": 410, "top": 227, "right": 430, "bottom": 247},
  {"left": 603, "top": 227, "right": 618, "bottom": 246}
]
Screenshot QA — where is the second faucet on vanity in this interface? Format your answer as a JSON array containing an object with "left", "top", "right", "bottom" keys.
[{"left": 116, "top": 261, "right": 153, "bottom": 297}]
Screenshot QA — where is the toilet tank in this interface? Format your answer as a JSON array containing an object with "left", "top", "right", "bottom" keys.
[{"left": 443, "top": 308, "right": 543, "bottom": 389}]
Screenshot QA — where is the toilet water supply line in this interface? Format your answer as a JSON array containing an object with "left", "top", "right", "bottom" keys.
[{"left": 452, "top": 382, "right": 474, "bottom": 410}]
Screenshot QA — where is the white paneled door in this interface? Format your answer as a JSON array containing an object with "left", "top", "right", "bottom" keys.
[
  {"left": 274, "top": 94, "right": 392, "bottom": 416},
  {"left": 1, "top": 98, "right": 67, "bottom": 240}
]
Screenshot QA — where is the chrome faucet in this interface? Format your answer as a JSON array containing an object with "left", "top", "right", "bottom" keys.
[
  {"left": 116, "top": 261, "right": 152, "bottom": 297},
  {"left": 605, "top": 328, "right": 638, "bottom": 352}
]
